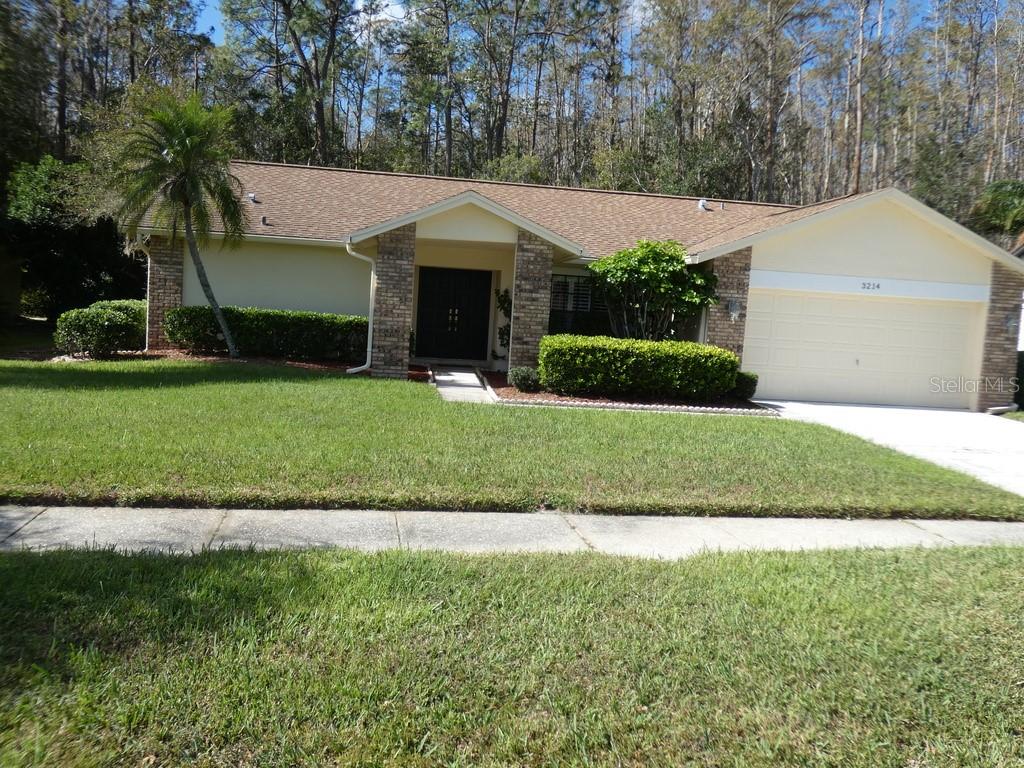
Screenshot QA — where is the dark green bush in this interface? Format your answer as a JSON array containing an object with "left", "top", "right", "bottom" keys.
[
  {"left": 538, "top": 334, "right": 739, "bottom": 400},
  {"left": 54, "top": 300, "right": 146, "bottom": 358},
  {"left": 508, "top": 366, "right": 541, "bottom": 392},
  {"left": 164, "top": 305, "right": 368, "bottom": 361},
  {"left": 731, "top": 371, "right": 759, "bottom": 400},
  {"left": 90, "top": 299, "right": 147, "bottom": 329}
]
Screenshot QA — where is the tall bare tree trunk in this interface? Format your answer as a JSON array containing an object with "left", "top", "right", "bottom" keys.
[
  {"left": 56, "top": 1, "right": 70, "bottom": 160},
  {"left": 849, "top": 0, "right": 868, "bottom": 194},
  {"left": 127, "top": 0, "right": 137, "bottom": 83}
]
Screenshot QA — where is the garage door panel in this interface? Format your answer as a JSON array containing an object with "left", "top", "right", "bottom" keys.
[{"left": 742, "top": 289, "right": 982, "bottom": 408}]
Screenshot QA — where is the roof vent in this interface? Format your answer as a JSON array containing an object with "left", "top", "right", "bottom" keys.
[
  {"left": 260, "top": 215, "right": 269, "bottom": 226},
  {"left": 720, "top": 201, "right": 725, "bottom": 210},
  {"left": 248, "top": 192, "right": 259, "bottom": 203},
  {"left": 697, "top": 198, "right": 711, "bottom": 211}
]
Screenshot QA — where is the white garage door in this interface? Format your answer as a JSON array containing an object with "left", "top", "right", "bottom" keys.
[{"left": 743, "top": 290, "right": 984, "bottom": 408}]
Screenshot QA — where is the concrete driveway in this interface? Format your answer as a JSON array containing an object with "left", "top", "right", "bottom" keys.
[{"left": 767, "top": 401, "right": 1024, "bottom": 497}]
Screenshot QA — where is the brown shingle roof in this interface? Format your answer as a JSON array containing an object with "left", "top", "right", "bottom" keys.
[
  {"left": 688, "top": 191, "right": 877, "bottom": 258},
  {"left": 226, "top": 160, "right": 793, "bottom": 257}
]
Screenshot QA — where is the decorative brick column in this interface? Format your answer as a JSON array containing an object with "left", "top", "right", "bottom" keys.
[
  {"left": 509, "top": 230, "right": 553, "bottom": 370},
  {"left": 978, "top": 262, "right": 1024, "bottom": 411},
  {"left": 146, "top": 235, "right": 183, "bottom": 350},
  {"left": 371, "top": 224, "right": 416, "bottom": 378},
  {"left": 705, "top": 247, "right": 752, "bottom": 359}
]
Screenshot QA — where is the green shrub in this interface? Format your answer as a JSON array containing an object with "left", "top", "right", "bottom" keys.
[
  {"left": 90, "top": 299, "right": 147, "bottom": 329},
  {"left": 54, "top": 301, "right": 146, "bottom": 358},
  {"left": 508, "top": 366, "right": 541, "bottom": 392},
  {"left": 731, "top": 371, "right": 759, "bottom": 400},
  {"left": 164, "top": 305, "right": 368, "bottom": 361},
  {"left": 588, "top": 239, "right": 717, "bottom": 340},
  {"left": 538, "top": 334, "right": 739, "bottom": 400}
]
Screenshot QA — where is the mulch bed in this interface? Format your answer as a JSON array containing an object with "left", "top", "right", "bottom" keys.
[{"left": 481, "top": 371, "right": 774, "bottom": 416}]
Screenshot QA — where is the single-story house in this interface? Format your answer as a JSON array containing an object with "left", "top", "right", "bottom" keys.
[{"left": 141, "top": 160, "right": 1024, "bottom": 411}]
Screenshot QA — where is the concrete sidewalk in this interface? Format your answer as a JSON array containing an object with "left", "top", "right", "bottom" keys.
[{"left": 3, "top": 506, "right": 1024, "bottom": 558}]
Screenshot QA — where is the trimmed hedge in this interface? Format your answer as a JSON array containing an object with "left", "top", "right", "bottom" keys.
[
  {"left": 54, "top": 299, "right": 147, "bottom": 358},
  {"left": 731, "top": 370, "right": 759, "bottom": 400},
  {"left": 88, "top": 299, "right": 147, "bottom": 319},
  {"left": 164, "top": 305, "right": 368, "bottom": 361},
  {"left": 538, "top": 334, "right": 739, "bottom": 400}
]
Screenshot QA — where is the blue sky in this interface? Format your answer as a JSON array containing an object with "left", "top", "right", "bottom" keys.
[{"left": 198, "top": 2, "right": 225, "bottom": 45}]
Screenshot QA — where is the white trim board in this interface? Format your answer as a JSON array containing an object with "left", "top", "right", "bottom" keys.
[
  {"left": 749, "top": 270, "right": 989, "bottom": 302},
  {"left": 135, "top": 227, "right": 343, "bottom": 249}
]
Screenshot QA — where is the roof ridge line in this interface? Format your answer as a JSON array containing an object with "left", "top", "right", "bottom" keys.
[
  {"left": 767, "top": 189, "right": 880, "bottom": 218},
  {"left": 229, "top": 159, "right": 798, "bottom": 209}
]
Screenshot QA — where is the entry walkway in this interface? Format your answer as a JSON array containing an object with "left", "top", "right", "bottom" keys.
[
  {"left": 3, "top": 506, "right": 1024, "bottom": 558},
  {"left": 432, "top": 367, "right": 494, "bottom": 403}
]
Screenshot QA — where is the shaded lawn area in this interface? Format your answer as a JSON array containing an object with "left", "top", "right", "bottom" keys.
[
  {"left": 0, "top": 359, "right": 1022, "bottom": 518},
  {"left": 2, "top": 547, "right": 1024, "bottom": 766},
  {"left": 1004, "top": 411, "right": 1024, "bottom": 422}
]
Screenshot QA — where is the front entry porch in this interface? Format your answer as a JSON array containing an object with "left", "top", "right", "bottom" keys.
[
  {"left": 414, "top": 266, "right": 493, "bottom": 362},
  {"left": 347, "top": 191, "right": 594, "bottom": 378},
  {"left": 369, "top": 223, "right": 567, "bottom": 378}
]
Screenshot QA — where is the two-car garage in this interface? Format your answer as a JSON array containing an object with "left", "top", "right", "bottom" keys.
[
  {"left": 743, "top": 289, "right": 985, "bottom": 409},
  {"left": 696, "top": 189, "right": 1024, "bottom": 411}
]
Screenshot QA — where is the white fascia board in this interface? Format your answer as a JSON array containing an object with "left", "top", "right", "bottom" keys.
[
  {"left": 884, "top": 190, "right": 1024, "bottom": 275},
  {"left": 750, "top": 269, "right": 989, "bottom": 302},
  {"left": 134, "top": 226, "right": 343, "bottom": 249},
  {"left": 344, "top": 189, "right": 589, "bottom": 259}
]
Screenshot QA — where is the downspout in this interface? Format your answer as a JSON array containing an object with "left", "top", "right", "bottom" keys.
[{"left": 345, "top": 238, "right": 376, "bottom": 374}]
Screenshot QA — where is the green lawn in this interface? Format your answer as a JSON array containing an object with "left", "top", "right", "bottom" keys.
[
  {"left": 1003, "top": 410, "right": 1024, "bottom": 422},
  {"left": 2, "top": 547, "right": 1023, "bottom": 766},
  {"left": 0, "top": 358, "right": 1021, "bottom": 518}
]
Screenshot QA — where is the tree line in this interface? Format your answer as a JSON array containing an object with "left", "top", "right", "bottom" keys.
[{"left": 2, "top": 0, "right": 1023, "bottom": 317}]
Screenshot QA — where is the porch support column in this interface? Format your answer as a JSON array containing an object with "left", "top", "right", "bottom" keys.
[
  {"left": 146, "top": 235, "right": 184, "bottom": 351},
  {"left": 509, "top": 229, "right": 553, "bottom": 369},
  {"left": 371, "top": 223, "right": 416, "bottom": 378},
  {"left": 704, "top": 247, "right": 751, "bottom": 359},
  {"left": 978, "top": 262, "right": 1024, "bottom": 411}
]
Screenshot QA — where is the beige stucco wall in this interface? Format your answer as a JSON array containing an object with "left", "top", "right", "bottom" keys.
[
  {"left": 184, "top": 239, "right": 373, "bottom": 316},
  {"left": 416, "top": 204, "right": 520, "bottom": 243},
  {"left": 752, "top": 200, "right": 993, "bottom": 285}
]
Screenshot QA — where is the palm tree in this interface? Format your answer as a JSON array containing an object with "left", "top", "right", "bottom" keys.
[
  {"left": 971, "top": 180, "right": 1024, "bottom": 244},
  {"left": 116, "top": 92, "right": 246, "bottom": 357}
]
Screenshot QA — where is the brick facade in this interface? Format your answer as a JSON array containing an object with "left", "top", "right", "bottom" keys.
[
  {"left": 146, "top": 235, "right": 184, "bottom": 350},
  {"left": 705, "top": 247, "right": 751, "bottom": 359},
  {"left": 509, "top": 230, "right": 553, "bottom": 369},
  {"left": 978, "top": 262, "right": 1024, "bottom": 411},
  {"left": 371, "top": 223, "right": 417, "bottom": 378}
]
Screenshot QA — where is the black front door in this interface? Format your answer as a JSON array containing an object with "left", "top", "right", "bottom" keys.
[{"left": 415, "top": 267, "right": 492, "bottom": 360}]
